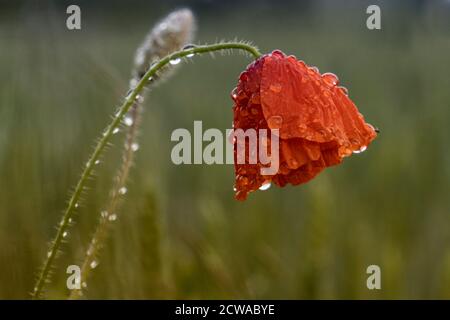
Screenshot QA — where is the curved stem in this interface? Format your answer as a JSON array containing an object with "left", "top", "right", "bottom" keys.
[{"left": 32, "top": 42, "right": 261, "bottom": 299}]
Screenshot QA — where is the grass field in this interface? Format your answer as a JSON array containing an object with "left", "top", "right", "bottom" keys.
[{"left": 0, "top": 0, "right": 449, "bottom": 299}]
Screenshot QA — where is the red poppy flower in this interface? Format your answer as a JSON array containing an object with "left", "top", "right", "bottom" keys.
[{"left": 232, "top": 50, "right": 377, "bottom": 200}]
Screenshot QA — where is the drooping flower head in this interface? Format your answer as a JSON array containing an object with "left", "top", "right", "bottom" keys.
[{"left": 232, "top": 50, "right": 377, "bottom": 200}]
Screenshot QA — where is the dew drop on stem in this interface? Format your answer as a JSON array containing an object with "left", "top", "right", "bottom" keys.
[
  {"left": 131, "top": 143, "right": 140, "bottom": 152},
  {"left": 169, "top": 58, "right": 181, "bottom": 65},
  {"left": 90, "top": 260, "right": 98, "bottom": 269},
  {"left": 124, "top": 116, "right": 134, "bottom": 127},
  {"left": 183, "top": 44, "right": 197, "bottom": 58}
]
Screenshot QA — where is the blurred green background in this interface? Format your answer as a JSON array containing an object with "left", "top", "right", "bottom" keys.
[{"left": 0, "top": 0, "right": 449, "bottom": 299}]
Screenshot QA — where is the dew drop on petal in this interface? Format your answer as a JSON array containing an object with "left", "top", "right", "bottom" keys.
[
  {"left": 338, "top": 86, "right": 349, "bottom": 95},
  {"left": 322, "top": 72, "right": 339, "bottom": 86},
  {"left": 259, "top": 182, "right": 271, "bottom": 191},
  {"left": 353, "top": 146, "right": 367, "bottom": 154},
  {"left": 231, "top": 88, "right": 238, "bottom": 99},
  {"left": 267, "top": 115, "right": 283, "bottom": 129},
  {"left": 169, "top": 58, "right": 181, "bottom": 65}
]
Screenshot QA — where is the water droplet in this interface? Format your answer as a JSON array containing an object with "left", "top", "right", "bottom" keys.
[
  {"left": 68, "top": 218, "right": 73, "bottom": 223},
  {"left": 125, "top": 89, "right": 133, "bottom": 99},
  {"left": 259, "top": 182, "right": 271, "bottom": 191},
  {"left": 129, "top": 79, "right": 138, "bottom": 88},
  {"left": 112, "top": 127, "right": 120, "bottom": 134},
  {"left": 231, "top": 88, "right": 238, "bottom": 99},
  {"left": 118, "top": 187, "right": 127, "bottom": 195},
  {"left": 169, "top": 58, "right": 181, "bottom": 65},
  {"left": 183, "top": 44, "right": 197, "bottom": 57},
  {"left": 233, "top": 187, "right": 237, "bottom": 192},
  {"left": 124, "top": 116, "right": 133, "bottom": 127},
  {"left": 322, "top": 72, "right": 339, "bottom": 86},
  {"left": 131, "top": 143, "right": 140, "bottom": 152},
  {"left": 353, "top": 146, "right": 367, "bottom": 154},
  {"left": 108, "top": 214, "right": 117, "bottom": 221},
  {"left": 63, "top": 231, "right": 68, "bottom": 238},
  {"left": 338, "top": 86, "right": 348, "bottom": 95},
  {"left": 148, "top": 76, "right": 153, "bottom": 82},
  {"left": 271, "top": 50, "right": 285, "bottom": 58},
  {"left": 135, "top": 94, "right": 144, "bottom": 103},
  {"left": 267, "top": 115, "right": 283, "bottom": 129},
  {"left": 90, "top": 260, "right": 98, "bottom": 269},
  {"left": 269, "top": 83, "right": 282, "bottom": 93},
  {"left": 95, "top": 160, "right": 100, "bottom": 165}
]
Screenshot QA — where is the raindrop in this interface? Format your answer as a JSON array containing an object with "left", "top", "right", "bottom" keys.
[
  {"left": 108, "top": 214, "right": 117, "bottom": 221},
  {"left": 267, "top": 115, "right": 283, "bottom": 129},
  {"left": 169, "top": 58, "right": 181, "bottom": 65},
  {"left": 124, "top": 116, "right": 134, "bottom": 127},
  {"left": 131, "top": 143, "right": 140, "bottom": 152},
  {"left": 125, "top": 89, "right": 133, "bottom": 99},
  {"left": 90, "top": 260, "right": 98, "bottom": 269},
  {"left": 135, "top": 94, "right": 144, "bottom": 103},
  {"left": 338, "top": 86, "right": 349, "bottom": 95},
  {"left": 183, "top": 44, "right": 197, "bottom": 57},
  {"left": 322, "top": 72, "right": 339, "bottom": 86},
  {"left": 231, "top": 88, "right": 238, "bottom": 99},
  {"left": 95, "top": 160, "right": 100, "bottom": 165},
  {"left": 259, "top": 182, "right": 271, "bottom": 191},
  {"left": 112, "top": 127, "right": 120, "bottom": 134},
  {"left": 118, "top": 187, "right": 127, "bottom": 195},
  {"left": 233, "top": 187, "right": 237, "bottom": 192},
  {"left": 353, "top": 146, "right": 367, "bottom": 154}
]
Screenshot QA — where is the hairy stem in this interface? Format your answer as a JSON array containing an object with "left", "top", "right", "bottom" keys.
[
  {"left": 69, "top": 100, "right": 142, "bottom": 299},
  {"left": 32, "top": 42, "right": 261, "bottom": 299}
]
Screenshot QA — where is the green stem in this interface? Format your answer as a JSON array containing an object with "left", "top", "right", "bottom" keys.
[{"left": 31, "top": 41, "right": 261, "bottom": 299}]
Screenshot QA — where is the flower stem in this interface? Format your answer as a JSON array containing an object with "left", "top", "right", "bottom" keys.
[{"left": 32, "top": 41, "right": 261, "bottom": 299}]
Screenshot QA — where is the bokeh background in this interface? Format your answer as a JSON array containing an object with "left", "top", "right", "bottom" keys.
[{"left": 0, "top": 0, "right": 449, "bottom": 299}]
